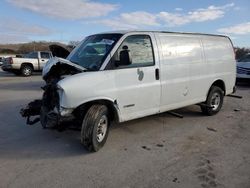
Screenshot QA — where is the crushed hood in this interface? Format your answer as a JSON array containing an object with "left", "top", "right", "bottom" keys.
[{"left": 42, "top": 57, "right": 86, "bottom": 80}]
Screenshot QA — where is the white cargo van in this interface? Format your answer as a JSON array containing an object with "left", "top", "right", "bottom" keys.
[{"left": 21, "top": 31, "right": 236, "bottom": 151}]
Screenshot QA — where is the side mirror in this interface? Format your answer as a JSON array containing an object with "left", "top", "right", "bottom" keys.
[{"left": 116, "top": 45, "right": 132, "bottom": 66}]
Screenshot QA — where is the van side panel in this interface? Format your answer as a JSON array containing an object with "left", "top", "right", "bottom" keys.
[
  {"left": 156, "top": 33, "right": 208, "bottom": 112},
  {"left": 201, "top": 36, "right": 236, "bottom": 95},
  {"left": 156, "top": 33, "right": 235, "bottom": 113},
  {"left": 175, "top": 36, "right": 207, "bottom": 101},
  {"left": 156, "top": 34, "right": 189, "bottom": 111}
]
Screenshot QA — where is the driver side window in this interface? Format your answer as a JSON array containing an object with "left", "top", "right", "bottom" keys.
[{"left": 109, "top": 35, "right": 155, "bottom": 69}]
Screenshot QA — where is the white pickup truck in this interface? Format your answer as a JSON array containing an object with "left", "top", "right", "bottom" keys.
[{"left": 2, "top": 51, "right": 53, "bottom": 76}]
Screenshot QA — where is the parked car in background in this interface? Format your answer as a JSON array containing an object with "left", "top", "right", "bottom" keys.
[
  {"left": 237, "top": 54, "right": 250, "bottom": 81},
  {"left": 0, "top": 57, "right": 3, "bottom": 66},
  {"left": 1, "top": 51, "right": 53, "bottom": 76}
]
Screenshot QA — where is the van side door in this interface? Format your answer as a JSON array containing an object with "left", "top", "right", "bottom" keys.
[
  {"left": 156, "top": 34, "right": 191, "bottom": 111},
  {"left": 106, "top": 34, "right": 161, "bottom": 121}
]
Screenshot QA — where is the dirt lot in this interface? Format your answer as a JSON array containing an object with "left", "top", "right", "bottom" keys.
[{"left": 0, "top": 69, "right": 250, "bottom": 188}]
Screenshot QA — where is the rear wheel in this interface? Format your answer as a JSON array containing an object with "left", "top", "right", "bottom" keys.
[
  {"left": 201, "top": 86, "right": 224, "bottom": 116},
  {"left": 81, "top": 105, "right": 109, "bottom": 152},
  {"left": 21, "top": 65, "right": 33, "bottom": 76}
]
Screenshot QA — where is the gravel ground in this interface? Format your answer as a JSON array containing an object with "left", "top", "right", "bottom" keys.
[{"left": 0, "top": 69, "right": 250, "bottom": 188}]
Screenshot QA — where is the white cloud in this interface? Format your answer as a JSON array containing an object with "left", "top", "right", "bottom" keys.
[
  {"left": 158, "top": 3, "right": 234, "bottom": 26},
  {"left": 96, "top": 3, "right": 235, "bottom": 29},
  {"left": 7, "top": 0, "right": 118, "bottom": 20},
  {"left": 187, "top": 7, "right": 224, "bottom": 22},
  {"left": 233, "top": 7, "right": 241, "bottom": 11},
  {"left": 96, "top": 20, "right": 138, "bottom": 30},
  {"left": 0, "top": 34, "right": 29, "bottom": 44},
  {"left": 0, "top": 19, "right": 53, "bottom": 43},
  {"left": 157, "top": 12, "right": 190, "bottom": 26},
  {"left": 175, "top": 8, "right": 183, "bottom": 11},
  {"left": 120, "top": 12, "right": 159, "bottom": 27},
  {"left": 95, "top": 11, "right": 159, "bottom": 30},
  {"left": 217, "top": 22, "right": 250, "bottom": 35},
  {"left": 0, "top": 19, "right": 52, "bottom": 35}
]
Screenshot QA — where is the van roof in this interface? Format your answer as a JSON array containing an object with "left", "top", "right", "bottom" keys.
[{"left": 98, "top": 30, "right": 228, "bottom": 38}]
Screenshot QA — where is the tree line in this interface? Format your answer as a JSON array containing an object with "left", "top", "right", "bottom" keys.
[
  {"left": 0, "top": 41, "right": 75, "bottom": 55},
  {"left": 235, "top": 47, "right": 250, "bottom": 60}
]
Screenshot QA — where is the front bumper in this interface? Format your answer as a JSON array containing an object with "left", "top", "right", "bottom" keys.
[
  {"left": 42, "top": 108, "right": 74, "bottom": 129},
  {"left": 1, "top": 64, "right": 12, "bottom": 71},
  {"left": 20, "top": 99, "right": 74, "bottom": 129}
]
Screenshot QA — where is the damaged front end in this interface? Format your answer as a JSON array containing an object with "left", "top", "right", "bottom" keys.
[{"left": 20, "top": 57, "right": 85, "bottom": 130}]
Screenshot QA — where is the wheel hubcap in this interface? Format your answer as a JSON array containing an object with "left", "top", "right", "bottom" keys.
[
  {"left": 211, "top": 92, "right": 221, "bottom": 110},
  {"left": 96, "top": 115, "right": 108, "bottom": 143}
]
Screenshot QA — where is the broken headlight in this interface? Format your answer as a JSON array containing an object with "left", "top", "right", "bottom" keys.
[{"left": 57, "top": 85, "right": 73, "bottom": 117}]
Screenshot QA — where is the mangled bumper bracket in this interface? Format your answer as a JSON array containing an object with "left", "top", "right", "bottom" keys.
[{"left": 20, "top": 99, "right": 75, "bottom": 129}]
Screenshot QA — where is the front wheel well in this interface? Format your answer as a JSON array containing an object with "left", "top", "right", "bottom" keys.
[
  {"left": 210, "top": 80, "right": 226, "bottom": 95},
  {"left": 73, "top": 99, "right": 119, "bottom": 125}
]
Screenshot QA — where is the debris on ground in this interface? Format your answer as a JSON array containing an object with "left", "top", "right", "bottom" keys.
[
  {"left": 156, "top": 144, "right": 164, "bottom": 147},
  {"left": 141, "top": 146, "right": 151, "bottom": 151},
  {"left": 207, "top": 127, "right": 217, "bottom": 132},
  {"left": 172, "top": 177, "right": 180, "bottom": 183}
]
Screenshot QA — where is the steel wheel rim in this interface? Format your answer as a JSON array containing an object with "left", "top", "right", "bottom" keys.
[
  {"left": 96, "top": 115, "right": 108, "bottom": 143},
  {"left": 211, "top": 92, "right": 221, "bottom": 110},
  {"left": 23, "top": 68, "right": 31, "bottom": 75}
]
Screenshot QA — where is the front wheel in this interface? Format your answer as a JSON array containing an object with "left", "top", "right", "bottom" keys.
[
  {"left": 81, "top": 105, "right": 110, "bottom": 152},
  {"left": 201, "top": 86, "right": 224, "bottom": 116}
]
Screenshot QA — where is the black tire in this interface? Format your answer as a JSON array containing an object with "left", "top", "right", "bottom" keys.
[
  {"left": 81, "top": 105, "right": 110, "bottom": 152},
  {"left": 21, "top": 65, "right": 33, "bottom": 76},
  {"left": 201, "top": 86, "right": 224, "bottom": 116}
]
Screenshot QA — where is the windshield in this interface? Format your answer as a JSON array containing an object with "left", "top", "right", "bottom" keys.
[{"left": 67, "top": 34, "right": 123, "bottom": 71}]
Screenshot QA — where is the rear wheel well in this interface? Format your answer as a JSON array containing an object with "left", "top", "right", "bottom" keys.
[
  {"left": 210, "top": 80, "right": 225, "bottom": 95},
  {"left": 73, "top": 100, "right": 119, "bottom": 125},
  {"left": 21, "top": 63, "right": 34, "bottom": 70}
]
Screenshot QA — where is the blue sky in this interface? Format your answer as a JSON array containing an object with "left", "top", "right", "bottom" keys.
[{"left": 0, "top": 0, "right": 250, "bottom": 47}]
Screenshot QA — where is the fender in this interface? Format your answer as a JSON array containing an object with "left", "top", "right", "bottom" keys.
[
  {"left": 206, "top": 79, "right": 226, "bottom": 98},
  {"left": 73, "top": 97, "right": 122, "bottom": 123}
]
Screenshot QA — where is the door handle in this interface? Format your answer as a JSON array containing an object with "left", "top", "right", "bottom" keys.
[{"left": 155, "top": 68, "right": 160, "bottom": 80}]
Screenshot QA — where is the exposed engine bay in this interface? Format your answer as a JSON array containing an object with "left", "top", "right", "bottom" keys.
[{"left": 20, "top": 57, "right": 85, "bottom": 130}]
